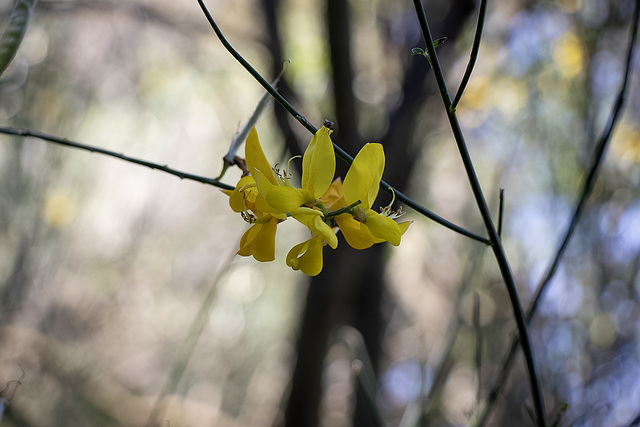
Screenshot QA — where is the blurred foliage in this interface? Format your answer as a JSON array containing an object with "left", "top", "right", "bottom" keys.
[{"left": 0, "top": 0, "right": 639, "bottom": 426}]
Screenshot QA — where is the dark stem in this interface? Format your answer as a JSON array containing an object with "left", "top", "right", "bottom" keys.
[
  {"left": 0, "top": 126, "right": 235, "bottom": 190},
  {"left": 450, "top": 0, "right": 488, "bottom": 112},
  {"left": 474, "top": 0, "right": 640, "bottom": 424},
  {"left": 412, "top": 1, "right": 547, "bottom": 425},
  {"left": 498, "top": 188, "right": 504, "bottom": 239},
  {"left": 474, "top": 292, "right": 482, "bottom": 407},
  {"left": 195, "top": 0, "right": 491, "bottom": 245}
]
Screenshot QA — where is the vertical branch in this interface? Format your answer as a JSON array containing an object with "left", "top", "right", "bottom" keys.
[
  {"left": 412, "top": 1, "right": 547, "bottom": 425},
  {"left": 475, "top": 0, "right": 640, "bottom": 424}
]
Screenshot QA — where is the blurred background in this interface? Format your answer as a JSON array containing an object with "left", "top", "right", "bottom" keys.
[{"left": 0, "top": 0, "right": 639, "bottom": 426}]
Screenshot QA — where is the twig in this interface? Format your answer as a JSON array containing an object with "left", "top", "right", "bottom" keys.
[
  {"left": 412, "top": 1, "right": 547, "bottom": 425},
  {"left": 497, "top": 188, "right": 504, "bottom": 239},
  {"left": 195, "top": 0, "right": 491, "bottom": 245},
  {"left": 0, "top": 126, "right": 235, "bottom": 191},
  {"left": 450, "top": 0, "right": 488, "bottom": 112},
  {"left": 474, "top": 0, "right": 640, "bottom": 425},
  {"left": 146, "top": 252, "right": 237, "bottom": 427},
  {"left": 474, "top": 292, "right": 482, "bottom": 408}
]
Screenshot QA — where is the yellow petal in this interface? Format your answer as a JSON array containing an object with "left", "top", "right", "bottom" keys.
[
  {"left": 291, "top": 207, "right": 338, "bottom": 249},
  {"left": 255, "top": 195, "right": 288, "bottom": 219},
  {"left": 302, "top": 126, "right": 336, "bottom": 200},
  {"left": 246, "top": 127, "right": 278, "bottom": 185},
  {"left": 398, "top": 221, "right": 412, "bottom": 236},
  {"left": 286, "top": 236, "right": 324, "bottom": 276},
  {"left": 253, "top": 170, "right": 287, "bottom": 216},
  {"left": 335, "top": 214, "right": 382, "bottom": 250},
  {"left": 314, "top": 215, "right": 338, "bottom": 249},
  {"left": 228, "top": 176, "right": 256, "bottom": 212},
  {"left": 320, "top": 178, "right": 344, "bottom": 207},
  {"left": 365, "top": 210, "right": 402, "bottom": 246},
  {"left": 286, "top": 240, "right": 308, "bottom": 270},
  {"left": 267, "top": 186, "right": 314, "bottom": 213},
  {"left": 237, "top": 216, "right": 278, "bottom": 261},
  {"left": 328, "top": 195, "right": 347, "bottom": 212},
  {"left": 343, "top": 143, "right": 384, "bottom": 209}
]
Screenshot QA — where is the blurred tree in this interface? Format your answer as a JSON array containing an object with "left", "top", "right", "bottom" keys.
[{"left": 275, "top": 1, "right": 476, "bottom": 426}]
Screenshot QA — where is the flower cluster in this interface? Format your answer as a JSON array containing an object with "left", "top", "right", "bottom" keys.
[{"left": 223, "top": 125, "right": 410, "bottom": 276}]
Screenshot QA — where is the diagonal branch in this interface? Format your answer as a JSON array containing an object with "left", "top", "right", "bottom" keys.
[{"left": 195, "top": 0, "right": 492, "bottom": 245}]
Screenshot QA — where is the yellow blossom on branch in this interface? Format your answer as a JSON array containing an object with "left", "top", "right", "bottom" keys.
[
  {"left": 256, "top": 126, "right": 335, "bottom": 213},
  {"left": 330, "top": 143, "right": 410, "bottom": 250},
  {"left": 223, "top": 127, "right": 287, "bottom": 262},
  {"left": 286, "top": 235, "right": 326, "bottom": 276},
  {"left": 224, "top": 125, "right": 409, "bottom": 276}
]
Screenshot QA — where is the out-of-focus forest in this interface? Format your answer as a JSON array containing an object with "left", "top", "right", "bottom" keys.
[{"left": 0, "top": 0, "right": 639, "bottom": 426}]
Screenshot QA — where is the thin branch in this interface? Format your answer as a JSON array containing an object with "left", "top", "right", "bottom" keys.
[
  {"left": 412, "top": 1, "right": 547, "bottom": 426},
  {"left": 527, "top": 0, "right": 639, "bottom": 325},
  {"left": 450, "top": 0, "right": 488, "bottom": 112},
  {"left": 0, "top": 121, "right": 490, "bottom": 243},
  {"left": 195, "top": 0, "right": 316, "bottom": 135},
  {"left": 146, "top": 252, "right": 237, "bottom": 427},
  {"left": 195, "top": 0, "right": 491, "bottom": 245},
  {"left": 498, "top": 188, "right": 504, "bottom": 239},
  {"left": 474, "top": 292, "right": 482, "bottom": 408},
  {"left": 0, "top": 126, "right": 235, "bottom": 191},
  {"left": 474, "top": 0, "right": 640, "bottom": 425}
]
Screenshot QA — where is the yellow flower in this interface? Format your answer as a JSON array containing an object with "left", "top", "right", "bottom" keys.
[
  {"left": 224, "top": 127, "right": 287, "bottom": 262},
  {"left": 253, "top": 125, "right": 339, "bottom": 275},
  {"left": 224, "top": 125, "right": 409, "bottom": 275},
  {"left": 292, "top": 207, "right": 338, "bottom": 249},
  {"left": 286, "top": 235, "right": 325, "bottom": 276},
  {"left": 331, "top": 143, "right": 410, "bottom": 249},
  {"left": 237, "top": 216, "right": 280, "bottom": 262},
  {"left": 257, "top": 126, "right": 335, "bottom": 213}
]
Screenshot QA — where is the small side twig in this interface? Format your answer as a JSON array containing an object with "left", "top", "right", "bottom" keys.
[
  {"left": 0, "top": 363, "right": 26, "bottom": 420},
  {"left": 450, "top": 0, "right": 488, "bottom": 112}
]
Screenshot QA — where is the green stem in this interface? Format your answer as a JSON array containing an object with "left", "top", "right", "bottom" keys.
[
  {"left": 327, "top": 200, "right": 361, "bottom": 217},
  {"left": 0, "top": 126, "right": 235, "bottom": 191},
  {"left": 413, "top": 2, "right": 547, "bottom": 426},
  {"left": 196, "top": 0, "right": 491, "bottom": 245},
  {"left": 315, "top": 200, "right": 329, "bottom": 217},
  {"left": 450, "top": 0, "right": 488, "bottom": 112}
]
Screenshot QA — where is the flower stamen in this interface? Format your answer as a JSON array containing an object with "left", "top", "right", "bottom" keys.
[
  {"left": 379, "top": 187, "right": 405, "bottom": 219},
  {"left": 241, "top": 210, "right": 257, "bottom": 224}
]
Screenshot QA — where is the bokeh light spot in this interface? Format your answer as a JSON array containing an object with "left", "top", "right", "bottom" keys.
[
  {"left": 589, "top": 313, "right": 617, "bottom": 349},
  {"left": 552, "top": 33, "right": 584, "bottom": 78},
  {"left": 43, "top": 188, "right": 78, "bottom": 229}
]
